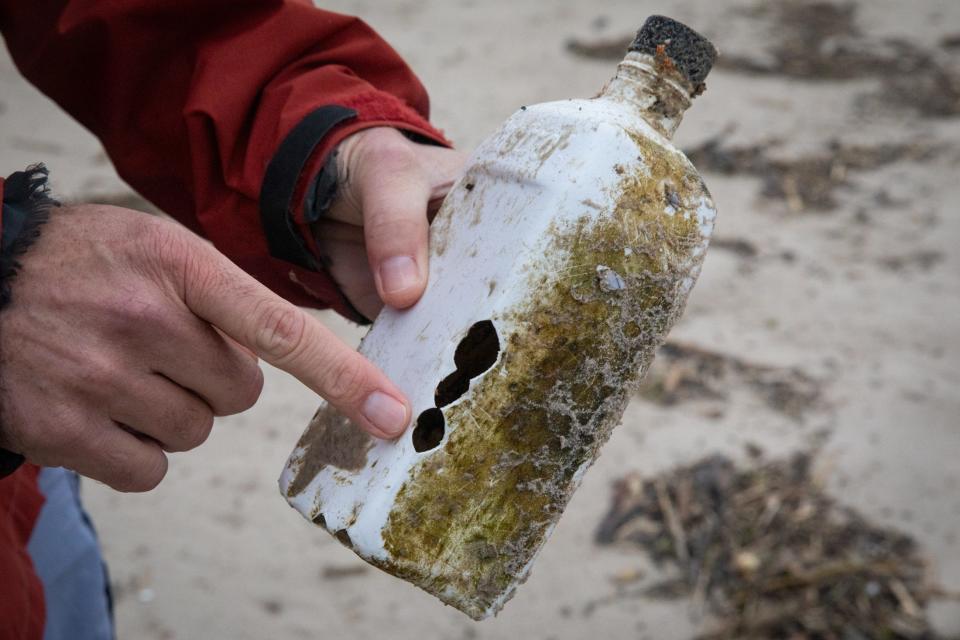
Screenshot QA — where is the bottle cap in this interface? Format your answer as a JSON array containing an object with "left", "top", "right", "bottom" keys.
[{"left": 628, "top": 15, "right": 718, "bottom": 86}]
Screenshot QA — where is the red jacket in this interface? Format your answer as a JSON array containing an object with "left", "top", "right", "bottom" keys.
[
  {"left": 1, "top": 0, "right": 448, "bottom": 320},
  {"left": 0, "top": 2, "right": 448, "bottom": 638},
  {"left": 0, "top": 462, "right": 44, "bottom": 640}
]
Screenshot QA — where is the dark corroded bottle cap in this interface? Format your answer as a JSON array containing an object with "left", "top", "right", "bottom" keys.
[{"left": 628, "top": 15, "right": 718, "bottom": 86}]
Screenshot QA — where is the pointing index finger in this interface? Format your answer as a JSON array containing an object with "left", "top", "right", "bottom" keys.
[{"left": 181, "top": 245, "right": 410, "bottom": 439}]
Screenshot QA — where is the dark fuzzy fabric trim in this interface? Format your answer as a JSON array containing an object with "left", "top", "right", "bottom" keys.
[
  {"left": 1, "top": 164, "right": 58, "bottom": 309},
  {"left": 0, "top": 164, "right": 58, "bottom": 477}
]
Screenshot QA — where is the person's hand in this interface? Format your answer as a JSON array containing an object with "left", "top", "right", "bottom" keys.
[
  {"left": 313, "top": 127, "right": 468, "bottom": 319},
  {"left": 0, "top": 204, "right": 413, "bottom": 491}
]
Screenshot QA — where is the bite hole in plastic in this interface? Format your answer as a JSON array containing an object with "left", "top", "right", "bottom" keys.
[
  {"left": 412, "top": 408, "right": 446, "bottom": 452},
  {"left": 435, "top": 320, "right": 500, "bottom": 407}
]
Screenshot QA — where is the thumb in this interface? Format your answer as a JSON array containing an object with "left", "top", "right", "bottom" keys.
[{"left": 330, "top": 128, "right": 434, "bottom": 309}]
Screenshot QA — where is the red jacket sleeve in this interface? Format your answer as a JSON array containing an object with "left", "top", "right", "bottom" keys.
[
  {"left": 0, "top": 0, "right": 448, "bottom": 320},
  {"left": 0, "top": 464, "right": 45, "bottom": 640}
]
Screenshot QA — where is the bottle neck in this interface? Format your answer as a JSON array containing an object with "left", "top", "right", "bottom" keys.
[{"left": 601, "top": 52, "right": 693, "bottom": 139}]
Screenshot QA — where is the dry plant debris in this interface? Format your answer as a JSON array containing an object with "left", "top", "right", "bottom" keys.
[
  {"left": 595, "top": 452, "right": 956, "bottom": 639},
  {"left": 638, "top": 342, "right": 821, "bottom": 419},
  {"left": 683, "top": 136, "right": 940, "bottom": 212}
]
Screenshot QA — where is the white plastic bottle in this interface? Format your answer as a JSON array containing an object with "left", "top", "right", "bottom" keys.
[{"left": 281, "top": 16, "right": 719, "bottom": 620}]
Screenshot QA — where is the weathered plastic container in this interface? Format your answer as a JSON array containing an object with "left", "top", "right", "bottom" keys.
[{"left": 281, "top": 16, "right": 719, "bottom": 620}]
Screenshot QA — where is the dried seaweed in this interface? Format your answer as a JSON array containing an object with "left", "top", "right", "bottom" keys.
[
  {"left": 638, "top": 342, "right": 821, "bottom": 419},
  {"left": 596, "top": 452, "right": 955, "bottom": 639},
  {"left": 683, "top": 136, "right": 940, "bottom": 212}
]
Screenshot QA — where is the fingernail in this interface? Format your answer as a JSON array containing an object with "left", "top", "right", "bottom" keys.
[
  {"left": 362, "top": 391, "right": 409, "bottom": 437},
  {"left": 379, "top": 256, "right": 420, "bottom": 295}
]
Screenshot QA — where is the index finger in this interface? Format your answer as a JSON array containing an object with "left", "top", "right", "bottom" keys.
[{"left": 181, "top": 245, "right": 410, "bottom": 439}]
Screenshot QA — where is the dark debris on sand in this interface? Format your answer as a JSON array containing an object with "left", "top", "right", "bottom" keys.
[
  {"left": 595, "top": 452, "right": 957, "bottom": 639},
  {"left": 683, "top": 136, "right": 941, "bottom": 212},
  {"left": 638, "top": 342, "right": 821, "bottom": 419}
]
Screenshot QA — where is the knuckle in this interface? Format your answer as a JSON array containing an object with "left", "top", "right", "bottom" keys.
[
  {"left": 78, "top": 355, "right": 123, "bottom": 398},
  {"left": 322, "top": 358, "right": 368, "bottom": 405},
  {"left": 368, "top": 133, "right": 418, "bottom": 167},
  {"left": 365, "top": 216, "right": 424, "bottom": 246},
  {"left": 352, "top": 127, "right": 414, "bottom": 160},
  {"left": 210, "top": 353, "right": 263, "bottom": 416},
  {"left": 251, "top": 302, "right": 307, "bottom": 363},
  {"left": 169, "top": 404, "right": 215, "bottom": 451},
  {"left": 137, "top": 219, "right": 185, "bottom": 269},
  {"left": 140, "top": 217, "right": 185, "bottom": 257},
  {"left": 98, "top": 445, "right": 134, "bottom": 490},
  {"left": 120, "top": 451, "right": 168, "bottom": 493},
  {"left": 137, "top": 219, "right": 211, "bottom": 293},
  {"left": 233, "top": 365, "right": 264, "bottom": 413},
  {"left": 113, "top": 293, "right": 172, "bottom": 332},
  {"left": 181, "top": 248, "right": 225, "bottom": 301},
  {"left": 100, "top": 443, "right": 162, "bottom": 493},
  {"left": 193, "top": 409, "right": 216, "bottom": 446}
]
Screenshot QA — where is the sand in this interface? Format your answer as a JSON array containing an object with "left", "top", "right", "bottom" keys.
[{"left": 1, "top": 1, "right": 958, "bottom": 638}]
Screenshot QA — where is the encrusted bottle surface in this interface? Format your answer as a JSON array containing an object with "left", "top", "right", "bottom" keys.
[{"left": 280, "top": 16, "right": 718, "bottom": 620}]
